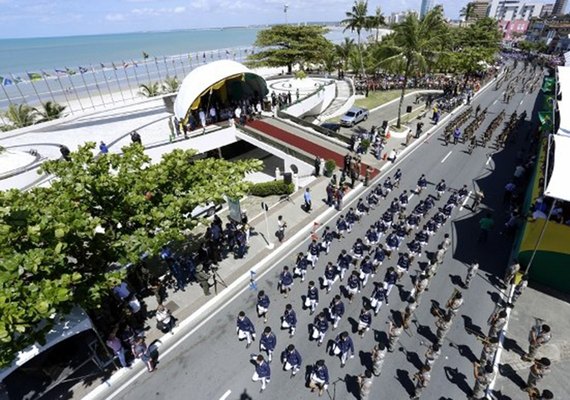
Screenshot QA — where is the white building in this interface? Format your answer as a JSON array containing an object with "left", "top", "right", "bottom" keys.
[{"left": 488, "top": 0, "right": 546, "bottom": 21}]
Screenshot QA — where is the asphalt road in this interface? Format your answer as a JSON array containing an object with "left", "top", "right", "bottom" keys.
[{"left": 112, "top": 64, "right": 542, "bottom": 400}]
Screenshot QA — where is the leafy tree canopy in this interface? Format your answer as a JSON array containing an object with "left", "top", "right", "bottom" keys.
[
  {"left": 0, "top": 143, "right": 261, "bottom": 367},
  {"left": 247, "top": 25, "right": 333, "bottom": 73}
]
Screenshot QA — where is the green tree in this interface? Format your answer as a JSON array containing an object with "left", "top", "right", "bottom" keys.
[
  {"left": 34, "top": 101, "right": 67, "bottom": 123},
  {"left": 343, "top": 0, "right": 369, "bottom": 77},
  {"left": 378, "top": 9, "right": 447, "bottom": 127},
  {"left": 4, "top": 104, "right": 36, "bottom": 129},
  {"left": 366, "top": 6, "right": 386, "bottom": 42},
  {"left": 320, "top": 49, "right": 338, "bottom": 76},
  {"left": 247, "top": 25, "right": 332, "bottom": 74},
  {"left": 140, "top": 82, "right": 161, "bottom": 97},
  {"left": 336, "top": 38, "right": 355, "bottom": 73},
  {"left": 162, "top": 76, "right": 180, "bottom": 93},
  {"left": 0, "top": 143, "right": 261, "bottom": 367}
]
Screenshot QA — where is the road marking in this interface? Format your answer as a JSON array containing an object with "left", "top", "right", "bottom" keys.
[
  {"left": 520, "top": 99, "right": 524, "bottom": 105},
  {"left": 459, "top": 191, "right": 472, "bottom": 211},
  {"left": 441, "top": 151, "right": 452, "bottom": 163},
  {"left": 219, "top": 390, "right": 232, "bottom": 400},
  {"left": 408, "top": 193, "right": 415, "bottom": 201},
  {"left": 486, "top": 155, "right": 492, "bottom": 166},
  {"left": 492, "top": 99, "right": 498, "bottom": 105}
]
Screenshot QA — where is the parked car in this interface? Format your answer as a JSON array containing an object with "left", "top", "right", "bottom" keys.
[
  {"left": 319, "top": 122, "right": 341, "bottom": 134},
  {"left": 340, "top": 107, "right": 369, "bottom": 127}
]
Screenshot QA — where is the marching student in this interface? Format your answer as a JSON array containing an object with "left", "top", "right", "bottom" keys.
[
  {"left": 279, "top": 266, "right": 294, "bottom": 298},
  {"left": 357, "top": 308, "right": 373, "bottom": 337},
  {"left": 294, "top": 252, "right": 309, "bottom": 282},
  {"left": 346, "top": 270, "right": 361, "bottom": 304},
  {"left": 236, "top": 311, "right": 256, "bottom": 349},
  {"left": 311, "top": 312, "right": 329, "bottom": 347},
  {"left": 305, "top": 281, "right": 320, "bottom": 315},
  {"left": 281, "top": 304, "right": 297, "bottom": 338},
  {"left": 332, "top": 331, "right": 355, "bottom": 368},
  {"left": 308, "top": 360, "right": 329, "bottom": 397},
  {"left": 256, "top": 290, "right": 270, "bottom": 323},
  {"left": 307, "top": 239, "right": 321, "bottom": 269},
  {"left": 370, "top": 282, "right": 388, "bottom": 316},
  {"left": 329, "top": 295, "right": 345, "bottom": 330},
  {"left": 250, "top": 354, "right": 271, "bottom": 392},
  {"left": 259, "top": 326, "right": 277, "bottom": 362},
  {"left": 281, "top": 344, "right": 303, "bottom": 377}
]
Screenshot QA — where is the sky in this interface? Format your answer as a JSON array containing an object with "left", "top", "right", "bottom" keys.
[{"left": 0, "top": 0, "right": 551, "bottom": 39}]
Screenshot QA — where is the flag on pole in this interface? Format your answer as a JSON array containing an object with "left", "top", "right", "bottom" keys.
[
  {"left": 55, "top": 69, "right": 68, "bottom": 76},
  {"left": 41, "top": 71, "right": 51, "bottom": 77},
  {"left": 112, "top": 63, "right": 118, "bottom": 70},
  {"left": 78, "top": 66, "right": 89, "bottom": 74},
  {"left": 123, "top": 61, "right": 131, "bottom": 69},
  {"left": 100, "top": 63, "right": 107, "bottom": 69},
  {"left": 0, "top": 76, "right": 13, "bottom": 86},
  {"left": 65, "top": 67, "right": 77, "bottom": 75},
  {"left": 142, "top": 51, "right": 149, "bottom": 60},
  {"left": 27, "top": 72, "right": 42, "bottom": 81}
]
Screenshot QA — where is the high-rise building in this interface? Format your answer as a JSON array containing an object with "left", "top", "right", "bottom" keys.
[
  {"left": 488, "top": 0, "right": 546, "bottom": 21},
  {"left": 553, "top": 0, "right": 568, "bottom": 15},
  {"left": 541, "top": 3, "right": 555, "bottom": 17},
  {"left": 420, "top": 0, "right": 435, "bottom": 18},
  {"left": 469, "top": 0, "right": 490, "bottom": 20}
]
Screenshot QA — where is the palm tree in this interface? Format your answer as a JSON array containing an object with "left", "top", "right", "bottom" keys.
[
  {"left": 4, "top": 104, "right": 36, "bottom": 128},
  {"left": 162, "top": 76, "right": 180, "bottom": 93},
  {"left": 378, "top": 9, "right": 447, "bottom": 128},
  {"left": 342, "top": 0, "right": 369, "bottom": 77},
  {"left": 321, "top": 50, "right": 338, "bottom": 77},
  {"left": 336, "top": 38, "right": 355, "bottom": 74},
  {"left": 460, "top": 3, "right": 477, "bottom": 25},
  {"left": 140, "top": 82, "right": 161, "bottom": 97},
  {"left": 367, "top": 6, "right": 386, "bottom": 42},
  {"left": 35, "top": 101, "right": 66, "bottom": 123}
]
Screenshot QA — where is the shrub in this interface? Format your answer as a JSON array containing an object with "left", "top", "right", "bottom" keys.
[
  {"left": 294, "top": 70, "right": 308, "bottom": 80},
  {"left": 325, "top": 159, "right": 336, "bottom": 175},
  {"left": 249, "top": 180, "right": 295, "bottom": 197}
]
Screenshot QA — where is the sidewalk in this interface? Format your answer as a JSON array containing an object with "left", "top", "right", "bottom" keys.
[{"left": 492, "top": 284, "right": 570, "bottom": 399}]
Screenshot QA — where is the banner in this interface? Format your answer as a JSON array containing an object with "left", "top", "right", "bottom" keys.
[
  {"left": 0, "top": 76, "right": 13, "bottom": 86},
  {"left": 27, "top": 72, "right": 42, "bottom": 81}
]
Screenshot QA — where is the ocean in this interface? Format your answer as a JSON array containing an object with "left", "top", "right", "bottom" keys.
[{"left": 0, "top": 26, "right": 363, "bottom": 114}]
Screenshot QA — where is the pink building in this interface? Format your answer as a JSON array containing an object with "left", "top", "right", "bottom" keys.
[{"left": 499, "top": 19, "right": 530, "bottom": 41}]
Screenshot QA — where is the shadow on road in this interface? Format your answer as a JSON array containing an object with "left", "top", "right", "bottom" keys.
[
  {"left": 443, "top": 366, "right": 472, "bottom": 396},
  {"left": 395, "top": 368, "right": 415, "bottom": 396}
]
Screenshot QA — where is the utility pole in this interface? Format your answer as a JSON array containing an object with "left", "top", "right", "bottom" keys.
[{"left": 284, "top": 3, "right": 289, "bottom": 24}]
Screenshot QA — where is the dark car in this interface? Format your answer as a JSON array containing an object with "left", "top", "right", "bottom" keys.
[{"left": 320, "top": 122, "right": 341, "bottom": 134}]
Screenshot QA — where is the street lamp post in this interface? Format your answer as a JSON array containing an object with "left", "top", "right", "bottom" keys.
[{"left": 284, "top": 3, "right": 289, "bottom": 24}]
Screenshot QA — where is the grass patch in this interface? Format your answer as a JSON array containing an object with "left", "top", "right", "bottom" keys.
[{"left": 354, "top": 90, "right": 401, "bottom": 110}]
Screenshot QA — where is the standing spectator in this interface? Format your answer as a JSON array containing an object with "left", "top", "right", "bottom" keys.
[
  {"left": 259, "top": 326, "right": 277, "bottom": 362},
  {"left": 314, "top": 156, "right": 322, "bottom": 176},
  {"left": 281, "top": 344, "right": 302, "bottom": 377},
  {"left": 256, "top": 290, "right": 270, "bottom": 323},
  {"left": 250, "top": 354, "right": 271, "bottom": 392},
  {"left": 236, "top": 311, "right": 256, "bottom": 348},
  {"left": 131, "top": 336, "right": 154, "bottom": 372},
  {"left": 130, "top": 131, "right": 141, "bottom": 145},
  {"left": 276, "top": 215, "right": 287, "bottom": 242},
  {"left": 155, "top": 304, "right": 175, "bottom": 334},
  {"left": 304, "top": 188, "right": 312, "bottom": 212},
  {"left": 106, "top": 329, "right": 129, "bottom": 369},
  {"left": 281, "top": 304, "right": 297, "bottom": 338},
  {"left": 99, "top": 141, "right": 109, "bottom": 154}
]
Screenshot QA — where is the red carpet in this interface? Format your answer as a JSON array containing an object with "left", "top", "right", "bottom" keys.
[{"left": 248, "top": 119, "right": 379, "bottom": 177}]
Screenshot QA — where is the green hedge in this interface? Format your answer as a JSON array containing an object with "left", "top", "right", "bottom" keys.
[{"left": 249, "top": 180, "right": 295, "bottom": 197}]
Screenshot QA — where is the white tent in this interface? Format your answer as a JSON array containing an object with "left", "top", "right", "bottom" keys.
[
  {"left": 173, "top": 60, "right": 268, "bottom": 122},
  {"left": 0, "top": 307, "right": 94, "bottom": 380},
  {"left": 545, "top": 134, "right": 570, "bottom": 202},
  {"left": 557, "top": 66, "right": 570, "bottom": 136}
]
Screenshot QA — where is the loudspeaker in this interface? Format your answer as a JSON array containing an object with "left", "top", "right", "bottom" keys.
[
  {"left": 283, "top": 172, "right": 292, "bottom": 184},
  {"left": 406, "top": 105, "right": 413, "bottom": 113}
]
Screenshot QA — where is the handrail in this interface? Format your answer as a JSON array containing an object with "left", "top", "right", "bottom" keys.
[
  {"left": 276, "top": 110, "right": 351, "bottom": 145},
  {"left": 279, "top": 79, "right": 336, "bottom": 110}
]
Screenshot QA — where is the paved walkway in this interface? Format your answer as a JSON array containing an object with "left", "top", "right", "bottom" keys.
[
  {"left": 492, "top": 284, "right": 570, "bottom": 400},
  {"left": 318, "top": 78, "right": 354, "bottom": 120}
]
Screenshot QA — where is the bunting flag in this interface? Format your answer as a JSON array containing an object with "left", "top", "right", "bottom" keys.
[
  {"left": 78, "top": 66, "right": 89, "bottom": 74},
  {"left": 0, "top": 76, "right": 13, "bottom": 86},
  {"left": 100, "top": 63, "right": 106, "bottom": 69},
  {"left": 142, "top": 51, "right": 149, "bottom": 60},
  {"left": 27, "top": 72, "right": 42, "bottom": 81},
  {"left": 131, "top": 60, "right": 138, "bottom": 67},
  {"left": 41, "top": 71, "right": 51, "bottom": 77},
  {"left": 65, "top": 67, "right": 77, "bottom": 75},
  {"left": 55, "top": 69, "right": 68, "bottom": 76},
  {"left": 112, "top": 63, "right": 118, "bottom": 70},
  {"left": 122, "top": 61, "right": 131, "bottom": 69}
]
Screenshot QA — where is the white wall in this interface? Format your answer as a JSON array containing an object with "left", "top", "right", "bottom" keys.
[{"left": 282, "top": 82, "right": 336, "bottom": 118}]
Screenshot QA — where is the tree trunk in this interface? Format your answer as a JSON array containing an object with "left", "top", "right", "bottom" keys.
[
  {"left": 396, "top": 64, "right": 410, "bottom": 128},
  {"left": 357, "top": 32, "right": 366, "bottom": 78},
  {"left": 287, "top": 63, "right": 292, "bottom": 74}
]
